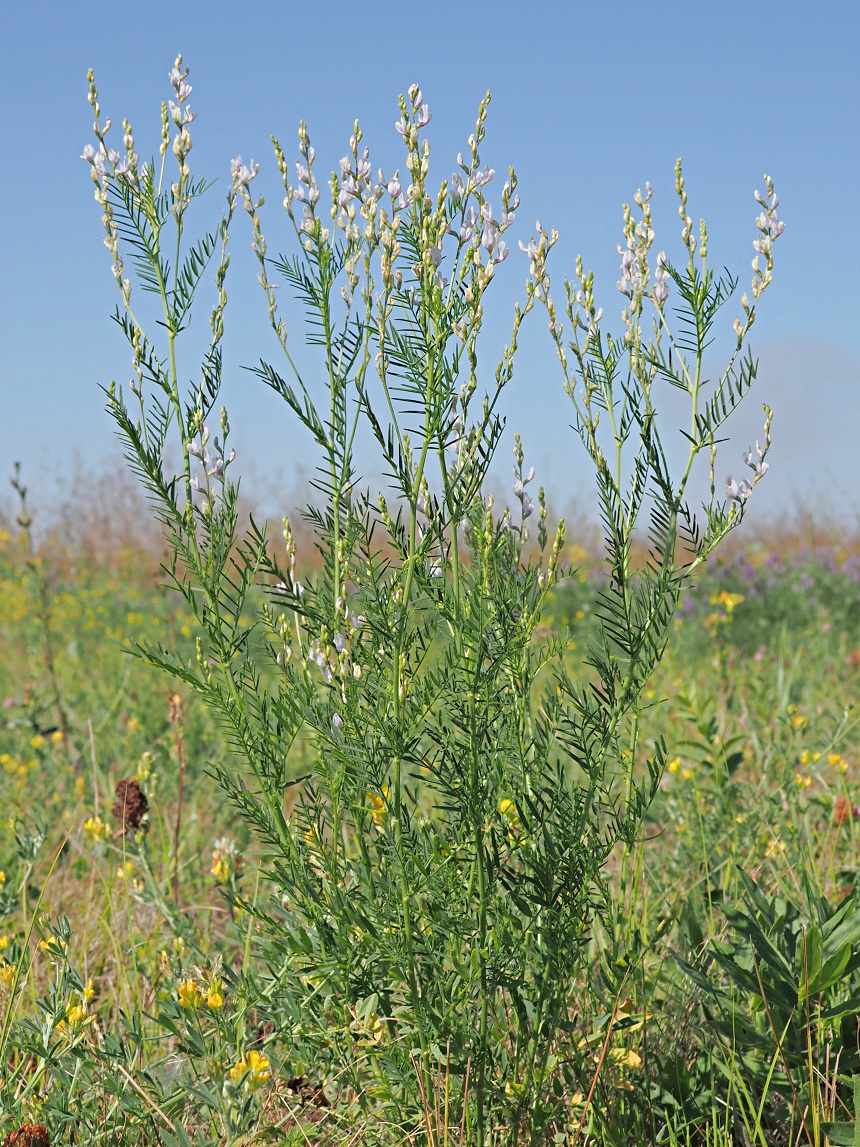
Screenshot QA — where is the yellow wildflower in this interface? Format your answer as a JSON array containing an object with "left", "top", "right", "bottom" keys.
[
  {"left": 65, "top": 1004, "right": 88, "bottom": 1027},
  {"left": 50, "top": 730, "right": 64, "bottom": 745},
  {"left": 791, "top": 714, "right": 808, "bottom": 731},
  {"left": 211, "top": 837, "right": 240, "bottom": 884},
  {"left": 367, "top": 785, "right": 390, "bottom": 827},
  {"left": 0, "top": 936, "right": 9, "bottom": 950},
  {"left": 667, "top": 757, "right": 681, "bottom": 773},
  {"left": 0, "top": 962, "right": 16, "bottom": 989},
  {"left": 829, "top": 752, "right": 849, "bottom": 773},
  {"left": 178, "top": 979, "right": 203, "bottom": 1009},
  {"left": 29, "top": 734, "right": 46, "bottom": 750},
  {"left": 710, "top": 590, "right": 745, "bottom": 612},
  {"left": 207, "top": 983, "right": 224, "bottom": 1009},
  {"left": 39, "top": 937, "right": 68, "bottom": 958},
  {"left": 765, "top": 838, "right": 786, "bottom": 859},
  {"left": 83, "top": 816, "right": 111, "bottom": 843},
  {"left": 794, "top": 773, "right": 812, "bottom": 789},
  {"left": 229, "top": 1050, "right": 271, "bottom": 1090},
  {"left": 116, "top": 861, "right": 135, "bottom": 881},
  {"left": 498, "top": 798, "right": 524, "bottom": 846}
]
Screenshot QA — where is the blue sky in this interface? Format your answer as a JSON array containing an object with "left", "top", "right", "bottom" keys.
[{"left": 3, "top": 0, "right": 858, "bottom": 524}]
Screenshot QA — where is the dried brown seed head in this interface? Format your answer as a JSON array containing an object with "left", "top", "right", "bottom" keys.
[
  {"left": 2, "top": 1124, "right": 51, "bottom": 1147},
  {"left": 112, "top": 778, "right": 149, "bottom": 836}
]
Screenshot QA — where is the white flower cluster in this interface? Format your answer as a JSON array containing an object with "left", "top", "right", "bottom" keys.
[
  {"left": 727, "top": 424, "right": 771, "bottom": 504},
  {"left": 753, "top": 188, "right": 785, "bottom": 258},
  {"left": 186, "top": 417, "right": 235, "bottom": 516},
  {"left": 230, "top": 155, "right": 259, "bottom": 188},
  {"left": 513, "top": 467, "right": 536, "bottom": 520},
  {"left": 306, "top": 599, "right": 365, "bottom": 690},
  {"left": 617, "top": 183, "right": 655, "bottom": 304},
  {"left": 653, "top": 250, "right": 670, "bottom": 306},
  {"left": 750, "top": 176, "right": 785, "bottom": 301}
]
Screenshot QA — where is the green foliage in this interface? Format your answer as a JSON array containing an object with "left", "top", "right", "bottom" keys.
[
  {"left": 823, "top": 1077, "right": 860, "bottom": 1147},
  {"left": 70, "top": 56, "right": 788, "bottom": 1146},
  {"left": 675, "top": 873, "right": 860, "bottom": 1140}
]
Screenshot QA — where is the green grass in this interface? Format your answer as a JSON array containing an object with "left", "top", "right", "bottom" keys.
[{"left": 1, "top": 510, "right": 859, "bottom": 1146}]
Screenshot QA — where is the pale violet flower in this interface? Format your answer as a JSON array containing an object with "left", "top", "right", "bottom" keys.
[
  {"left": 653, "top": 251, "right": 670, "bottom": 305},
  {"left": 338, "top": 176, "right": 359, "bottom": 207},
  {"left": 169, "top": 100, "right": 196, "bottom": 126},
  {"left": 468, "top": 165, "right": 494, "bottom": 191},
  {"left": 395, "top": 116, "right": 409, "bottom": 136},
  {"left": 331, "top": 712, "right": 344, "bottom": 733},
  {"left": 482, "top": 220, "right": 500, "bottom": 255},
  {"left": 451, "top": 172, "right": 465, "bottom": 196},
  {"left": 727, "top": 477, "right": 753, "bottom": 502},
  {"left": 743, "top": 446, "right": 769, "bottom": 477},
  {"left": 617, "top": 238, "right": 647, "bottom": 297},
  {"left": 519, "top": 238, "right": 539, "bottom": 260},
  {"left": 81, "top": 144, "right": 97, "bottom": 164},
  {"left": 356, "top": 150, "right": 372, "bottom": 184},
  {"left": 413, "top": 104, "right": 432, "bottom": 128},
  {"left": 493, "top": 241, "right": 509, "bottom": 263},
  {"left": 454, "top": 206, "right": 477, "bottom": 243},
  {"left": 333, "top": 633, "right": 347, "bottom": 654},
  {"left": 230, "top": 156, "right": 259, "bottom": 186},
  {"left": 513, "top": 467, "right": 535, "bottom": 518}
]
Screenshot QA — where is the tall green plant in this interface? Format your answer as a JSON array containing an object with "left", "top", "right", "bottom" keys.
[{"left": 83, "top": 57, "right": 783, "bottom": 1145}]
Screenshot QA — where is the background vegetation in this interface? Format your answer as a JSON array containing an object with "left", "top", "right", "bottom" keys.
[{"left": 0, "top": 477, "right": 858, "bottom": 1147}]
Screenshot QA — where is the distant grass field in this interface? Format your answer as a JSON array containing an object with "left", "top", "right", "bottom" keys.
[{"left": 1, "top": 491, "right": 859, "bottom": 1146}]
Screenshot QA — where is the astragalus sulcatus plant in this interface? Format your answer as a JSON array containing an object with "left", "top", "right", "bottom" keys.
[{"left": 83, "top": 56, "right": 782, "bottom": 1146}]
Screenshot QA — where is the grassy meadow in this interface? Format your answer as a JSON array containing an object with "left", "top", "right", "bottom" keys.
[{"left": 1, "top": 484, "right": 859, "bottom": 1147}]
